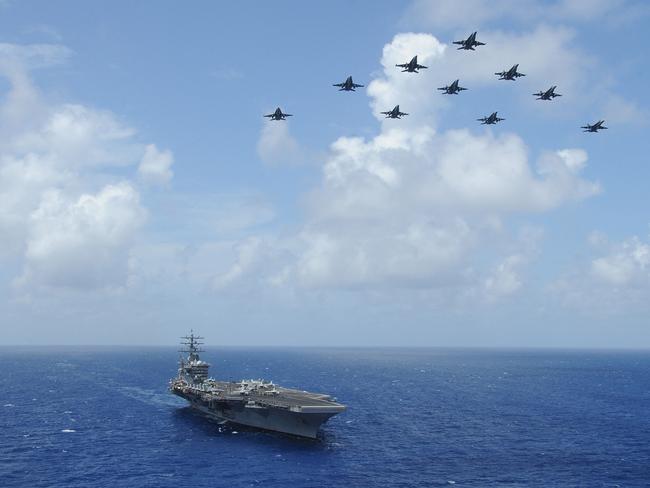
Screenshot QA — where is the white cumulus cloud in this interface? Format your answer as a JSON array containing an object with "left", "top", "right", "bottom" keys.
[
  {"left": 138, "top": 144, "right": 174, "bottom": 185},
  {"left": 16, "top": 183, "right": 146, "bottom": 290},
  {"left": 0, "top": 42, "right": 171, "bottom": 292},
  {"left": 265, "top": 33, "right": 599, "bottom": 293},
  {"left": 591, "top": 236, "right": 650, "bottom": 287},
  {"left": 257, "top": 121, "right": 303, "bottom": 166},
  {"left": 550, "top": 232, "right": 650, "bottom": 315}
]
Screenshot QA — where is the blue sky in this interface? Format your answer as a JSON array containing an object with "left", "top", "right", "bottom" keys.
[{"left": 0, "top": 0, "right": 649, "bottom": 347}]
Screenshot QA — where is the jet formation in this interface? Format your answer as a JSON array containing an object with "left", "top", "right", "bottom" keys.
[
  {"left": 263, "top": 31, "right": 606, "bottom": 133},
  {"left": 333, "top": 76, "right": 364, "bottom": 91},
  {"left": 396, "top": 56, "right": 428, "bottom": 73},
  {"left": 453, "top": 32, "right": 486, "bottom": 51},
  {"left": 381, "top": 105, "right": 408, "bottom": 119},
  {"left": 495, "top": 64, "right": 526, "bottom": 81},
  {"left": 264, "top": 107, "right": 292, "bottom": 121},
  {"left": 582, "top": 120, "right": 608, "bottom": 132},
  {"left": 438, "top": 79, "right": 467, "bottom": 95},
  {"left": 477, "top": 112, "right": 505, "bottom": 125},
  {"left": 533, "top": 85, "right": 562, "bottom": 100}
]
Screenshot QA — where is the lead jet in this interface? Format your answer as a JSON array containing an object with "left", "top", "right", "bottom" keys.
[
  {"left": 495, "top": 64, "right": 525, "bottom": 80},
  {"left": 581, "top": 120, "right": 607, "bottom": 132},
  {"left": 477, "top": 112, "right": 505, "bottom": 125},
  {"left": 438, "top": 79, "right": 467, "bottom": 95},
  {"left": 396, "top": 56, "right": 427, "bottom": 73},
  {"left": 381, "top": 105, "right": 408, "bottom": 119},
  {"left": 533, "top": 85, "right": 562, "bottom": 100},
  {"left": 264, "top": 107, "right": 292, "bottom": 121},
  {"left": 453, "top": 32, "right": 486, "bottom": 50},
  {"left": 333, "top": 76, "right": 364, "bottom": 91}
]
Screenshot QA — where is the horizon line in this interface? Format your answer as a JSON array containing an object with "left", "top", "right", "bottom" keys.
[{"left": 1, "top": 343, "right": 649, "bottom": 352}]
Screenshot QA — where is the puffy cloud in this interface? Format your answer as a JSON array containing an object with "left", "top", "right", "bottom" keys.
[
  {"left": 550, "top": 233, "right": 650, "bottom": 315},
  {"left": 10, "top": 103, "right": 140, "bottom": 169},
  {"left": 270, "top": 33, "right": 598, "bottom": 292},
  {"left": 16, "top": 183, "right": 146, "bottom": 290},
  {"left": 213, "top": 237, "right": 266, "bottom": 290},
  {"left": 257, "top": 122, "right": 302, "bottom": 166},
  {"left": 591, "top": 236, "right": 650, "bottom": 287},
  {"left": 0, "top": 43, "right": 170, "bottom": 291},
  {"left": 294, "top": 219, "right": 474, "bottom": 289},
  {"left": 483, "top": 227, "right": 542, "bottom": 301},
  {"left": 368, "top": 33, "right": 446, "bottom": 126},
  {"left": 364, "top": 26, "right": 616, "bottom": 128},
  {"left": 483, "top": 254, "right": 525, "bottom": 300},
  {"left": 138, "top": 144, "right": 174, "bottom": 185},
  {"left": 398, "top": 3, "right": 644, "bottom": 125}
]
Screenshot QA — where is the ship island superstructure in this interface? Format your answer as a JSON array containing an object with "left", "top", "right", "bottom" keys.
[{"left": 169, "top": 332, "right": 346, "bottom": 438}]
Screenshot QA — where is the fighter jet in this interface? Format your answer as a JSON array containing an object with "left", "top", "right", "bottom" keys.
[
  {"left": 581, "top": 120, "right": 608, "bottom": 132},
  {"left": 495, "top": 64, "right": 526, "bottom": 80},
  {"left": 381, "top": 105, "right": 408, "bottom": 119},
  {"left": 264, "top": 107, "right": 292, "bottom": 121},
  {"left": 533, "top": 86, "right": 562, "bottom": 100},
  {"left": 438, "top": 79, "right": 467, "bottom": 95},
  {"left": 333, "top": 76, "right": 364, "bottom": 91},
  {"left": 453, "top": 32, "right": 486, "bottom": 50},
  {"left": 477, "top": 112, "right": 505, "bottom": 125},
  {"left": 396, "top": 56, "right": 427, "bottom": 73}
]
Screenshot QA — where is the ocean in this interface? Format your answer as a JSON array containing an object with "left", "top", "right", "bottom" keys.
[{"left": 1, "top": 347, "right": 649, "bottom": 487}]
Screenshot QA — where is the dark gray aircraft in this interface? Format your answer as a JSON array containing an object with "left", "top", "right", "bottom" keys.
[
  {"left": 533, "top": 86, "right": 562, "bottom": 100},
  {"left": 582, "top": 120, "right": 607, "bottom": 132},
  {"left": 495, "top": 64, "right": 525, "bottom": 80},
  {"left": 453, "top": 32, "right": 486, "bottom": 50},
  {"left": 264, "top": 107, "right": 292, "bottom": 121},
  {"left": 381, "top": 105, "right": 408, "bottom": 119},
  {"left": 438, "top": 79, "right": 467, "bottom": 95},
  {"left": 396, "top": 56, "right": 427, "bottom": 72},
  {"left": 333, "top": 76, "right": 364, "bottom": 91},
  {"left": 477, "top": 112, "right": 505, "bottom": 124}
]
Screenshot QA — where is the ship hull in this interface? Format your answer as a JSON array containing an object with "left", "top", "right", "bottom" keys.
[{"left": 173, "top": 390, "right": 339, "bottom": 439}]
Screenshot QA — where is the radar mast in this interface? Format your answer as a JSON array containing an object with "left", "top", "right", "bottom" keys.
[{"left": 177, "top": 330, "right": 210, "bottom": 384}]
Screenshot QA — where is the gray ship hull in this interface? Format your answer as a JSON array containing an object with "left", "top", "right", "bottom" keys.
[
  {"left": 170, "top": 332, "right": 346, "bottom": 439},
  {"left": 174, "top": 389, "right": 340, "bottom": 438}
]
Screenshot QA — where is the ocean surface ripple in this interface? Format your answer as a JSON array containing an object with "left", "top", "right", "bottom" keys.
[{"left": 1, "top": 347, "right": 649, "bottom": 487}]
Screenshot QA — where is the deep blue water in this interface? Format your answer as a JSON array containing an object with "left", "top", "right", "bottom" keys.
[{"left": 1, "top": 347, "right": 649, "bottom": 487}]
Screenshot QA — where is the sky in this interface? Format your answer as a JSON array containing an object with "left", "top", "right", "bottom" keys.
[{"left": 0, "top": 0, "right": 649, "bottom": 347}]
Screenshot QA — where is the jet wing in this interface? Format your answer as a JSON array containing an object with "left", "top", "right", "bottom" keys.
[
  {"left": 415, "top": 64, "right": 428, "bottom": 69},
  {"left": 452, "top": 41, "right": 465, "bottom": 45},
  {"left": 333, "top": 83, "right": 344, "bottom": 87},
  {"left": 395, "top": 63, "right": 409, "bottom": 68},
  {"left": 352, "top": 83, "right": 364, "bottom": 88}
]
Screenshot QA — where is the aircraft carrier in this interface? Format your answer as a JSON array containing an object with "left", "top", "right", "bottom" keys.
[{"left": 169, "top": 332, "right": 346, "bottom": 438}]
